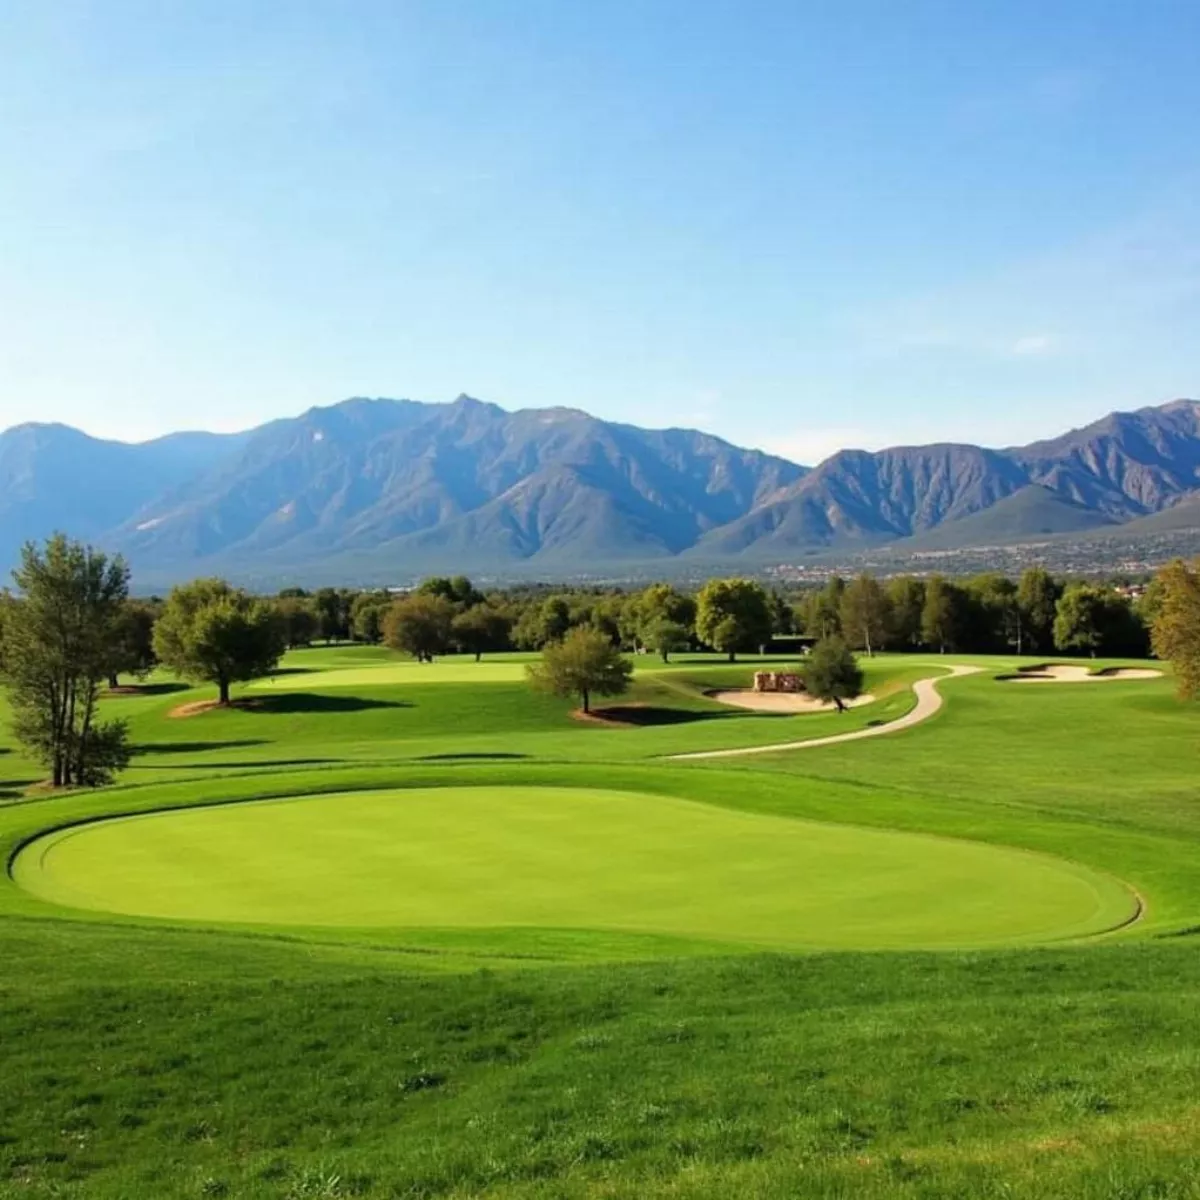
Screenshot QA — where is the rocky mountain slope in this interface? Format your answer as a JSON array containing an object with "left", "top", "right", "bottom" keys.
[{"left": 1, "top": 395, "right": 1198, "bottom": 582}]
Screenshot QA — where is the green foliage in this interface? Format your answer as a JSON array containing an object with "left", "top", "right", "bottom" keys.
[
  {"left": 628, "top": 584, "right": 696, "bottom": 649},
  {"left": 274, "top": 596, "right": 319, "bottom": 649},
  {"left": 695, "top": 578, "right": 772, "bottom": 660},
  {"left": 886, "top": 576, "right": 925, "bottom": 648},
  {"left": 0, "top": 535, "right": 131, "bottom": 786},
  {"left": 799, "top": 576, "right": 845, "bottom": 640},
  {"left": 313, "top": 587, "right": 353, "bottom": 642},
  {"left": 1018, "top": 567, "right": 1062, "bottom": 654},
  {"left": 418, "top": 574, "right": 484, "bottom": 607},
  {"left": 1151, "top": 558, "right": 1200, "bottom": 699},
  {"left": 961, "top": 573, "right": 1019, "bottom": 653},
  {"left": 641, "top": 616, "right": 691, "bottom": 662},
  {"left": 1053, "top": 584, "right": 1106, "bottom": 655},
  {"left": 839, "top": 573, "right": 891, "bottom": 656},
  {"left": 154, "top": 578, "right": 287, "bottom": 704},
  {"left": 802, "top": 636, "right": 864, "bottom": 711},
  {"left": 450, "top": 603, "right": 511, "bottom": 661},
  {"left": 350, "top": 591, "right": 391, "bottom": 644},
  {"left": 106, "top": 598, "right": 159, "bottom": 686},
  {"left": 382, "top": 592, "right": 456, "bottom": 661},
  {"left": 527, "top": 626, "right": 633, "bottom": 712},
  {"left": 921, "top": 574, "right": 965, "bottom": 652}
]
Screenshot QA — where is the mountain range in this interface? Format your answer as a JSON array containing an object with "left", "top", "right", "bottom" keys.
[{"left": 2, "top": 394, "right": 1199, "bottom": 585}]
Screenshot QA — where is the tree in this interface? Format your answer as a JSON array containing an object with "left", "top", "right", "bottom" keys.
[
  {"left": 314, "top": 587, "right": 352, "bottom": 642},
  {"left": 350, "top": 591, "right": 391, "bottom": 644},
  {"left": 695, "top": 578, "right": 772, "bottom": 661},
  {"left": 383, "top": 593, "right": 455, "bottom": 662},
  {"left": 886, "top": 576, "right": 925, "bottom": 650},
  {"left": 1151, "top": 558, "right": 1200, "bottom": 700},
  {"left": 154, "top": 579, "right": 286, "bottom": 705},
  {"left": 275, "top": 596, "right": 318, "bottom": 649},
  {"left": 451, "top": 604, "right": 512, "bottom": 661},
  {"left": 921, "top": 575, "right": 964, "bottom": 653},
  {"left": 626, "top": 584, "right": 696, "bottom": 654},
  {"left": 418, "top": 575, "right": 484, "bottom": 607},
  {"left": 802, "top": 636, "right": 864, "bottom": 713},
  {"left": 839, "top": 573, "right": 891, "bottom": 657},
  {"left": 1018, "top": 568, "right": 1061, "bottom": 655},
  {"left": 641, "top": 616, "right": 691, "bottom": 663},
  {"left": 800, "top": 577, "right": 845, "bottom": 640},
  {"left": 1053, "top": 584, "right": 1106, "bottom": 656},
  {"left": 538, "top": 596, "right": 573, "bottom": 645},
  {"left": 526, "top": 626, "right": 633, "bottom": 713},
  {"left": 766, "top": 590, "right": 795, "bottom": 635},
  {"left": 0, "top": 535, "right": 132, "bottom": 787},
  {"left": 106, "top": 599, "right": 158, "bottom": 688},
  {"left": 965, "top": 573, "right": 1019, "bottom": 654}
]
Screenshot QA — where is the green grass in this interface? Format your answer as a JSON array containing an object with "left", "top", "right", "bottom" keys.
[
  {"left": 3, "top": 643, "right": 1200, "bottom": 1196},
  {"left": 13, "top": 785, "right": 1134, "bottom": 948}
]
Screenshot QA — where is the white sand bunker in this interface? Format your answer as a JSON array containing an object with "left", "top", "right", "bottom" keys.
[
  {"left": 707, "top": 689, "right": 875, "bottom": 712},
  {"left": 1005, "top": 664, "right": 1163, "bottom": 684}
]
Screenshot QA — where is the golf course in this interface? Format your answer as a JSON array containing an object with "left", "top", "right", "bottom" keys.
[{"left": 3, "top": 644, "right": 1200, "bottom": 1197}]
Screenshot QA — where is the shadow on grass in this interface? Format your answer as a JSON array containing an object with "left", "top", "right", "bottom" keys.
[
  {"left": 250, "top": 693, "right": 410, "bottom": 714},
  {"left": 418, "top": 752, "right": 529, "bottom": 762},
  {"left": 263, "top": 667, "right": 317, "bottom": 678},
  {"left": 592, "top": 705, "right": 736, "bottom": 726},
  {"left": 128, "top": 757, "right": 344, "bottom": 771},
  {"left": 106, "top": 681, "right": 191, "bottom": 697},
  {"left": 134, "top": 739, "right": 270, "bottom": 756}
]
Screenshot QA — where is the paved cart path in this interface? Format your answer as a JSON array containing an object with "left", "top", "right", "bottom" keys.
[{"left": 668, "top": 664, "right": 983, "bottom": 761}]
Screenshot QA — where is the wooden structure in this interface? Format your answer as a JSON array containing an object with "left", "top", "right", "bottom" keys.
[{"left": 752, "top": 671, "right": 804, "bottom": 694}]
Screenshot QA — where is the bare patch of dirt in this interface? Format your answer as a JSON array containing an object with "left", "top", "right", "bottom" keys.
[
  {"left": 167, "top": 698, "right": 263, "bottom": 719},
  {"left": 569, "top": 704, "right": 648, "bottom": 727}
]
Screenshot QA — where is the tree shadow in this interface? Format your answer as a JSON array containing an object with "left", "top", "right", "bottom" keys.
[
  {"left": 107, "top": 681, "right": 191, "bottom": 697},
  {"left": 128, "top": 757, "right": 344, "bottom": 771},
  {"left": 590, "top": 705, "right": 735, "bottom": 726},
  {"left": 134, "top": 739, "right": 270, "bottom": 756},
  {"left": 418, "top": 752, "right": 529, "bottom": 762},
  {"left": 263, "top": 667, "right": 317, "bottom": 678},
  {"left": 249, "top": 693, "right": 410, "bottom": 715}
]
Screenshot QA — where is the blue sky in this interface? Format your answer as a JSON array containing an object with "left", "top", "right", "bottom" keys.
[{"left": 1, "top": 0, "right": 1199, "bottom": 464}]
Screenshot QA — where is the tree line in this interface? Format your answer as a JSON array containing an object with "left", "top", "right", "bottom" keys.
[{"left": 2, "top": 534, "right": 1198, "bottom": 789}]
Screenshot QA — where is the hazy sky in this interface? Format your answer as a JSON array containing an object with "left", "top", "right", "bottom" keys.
[{"left": 2, "top": 0, "right": 1199, "bottom": 463}]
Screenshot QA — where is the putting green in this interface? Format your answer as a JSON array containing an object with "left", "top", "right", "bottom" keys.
[{"left": 13, "top": 787, "right": 1136, "bottom": 949}]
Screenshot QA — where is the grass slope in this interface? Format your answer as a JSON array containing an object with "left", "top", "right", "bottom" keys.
[{"left": 2, "top": 643, "right": 1200, "bottom": 1196}]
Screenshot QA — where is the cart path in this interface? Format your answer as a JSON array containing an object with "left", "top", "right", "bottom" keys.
[{"left": 667, "top": 664, "right": 984, "bottom": 760}]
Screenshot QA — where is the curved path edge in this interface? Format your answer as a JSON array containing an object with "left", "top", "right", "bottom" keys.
[{"left": 666, "top": 664, "right": 983, "bottom": 760}]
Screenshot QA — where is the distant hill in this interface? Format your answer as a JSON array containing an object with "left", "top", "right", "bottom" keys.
[
  {"left": 1, "top": 395, "right": 1198, "bottom": 584},
  {"left": 887, "top": 486, "right": 1119, "bottom": 552}
]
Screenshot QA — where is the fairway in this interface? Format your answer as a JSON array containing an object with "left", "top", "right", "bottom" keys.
[
  {"left": 14, "top": 785, "right": 1135, "bottom": 949},
  {"left": 249, "top": 659, "right": 532, "bottom": 688}
]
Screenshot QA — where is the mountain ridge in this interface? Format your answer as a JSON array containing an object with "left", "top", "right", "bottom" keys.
[{"left": 2, "top": 395, "right": 1199, "bottom": 583}]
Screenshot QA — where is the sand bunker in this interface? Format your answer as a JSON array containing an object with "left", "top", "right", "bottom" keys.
[
  {"left": 1004, "top": 664, "right": 1162, "bottom": 684},
  {"left": 707, "top": 689, "right": 875, "bottom": 713}
]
